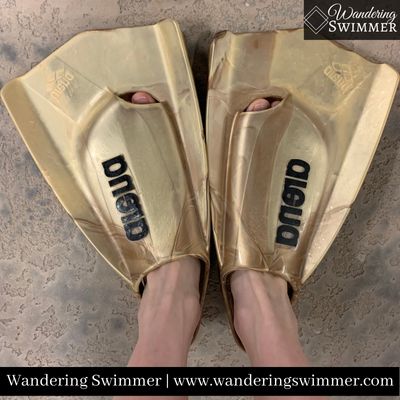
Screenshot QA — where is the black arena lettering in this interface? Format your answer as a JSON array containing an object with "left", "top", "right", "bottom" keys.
[
  {"left": 275, "top": 159, "right": 310, "bottom": 247},
  {"left": 102, "top": 155, "right": 149, "bottom": 241}
]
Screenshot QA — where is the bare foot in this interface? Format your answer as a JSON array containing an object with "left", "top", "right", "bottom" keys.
[
  {"left": 127, "top": 91, "right": 201, "bottom": 368},
  {"left": 229, "top": 96, "right": 308, "bottom": 370}
]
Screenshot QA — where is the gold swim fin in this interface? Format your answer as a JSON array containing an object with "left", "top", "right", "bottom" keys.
[
  {"left": 1, "top": 20, "right": 209, "bottom": 311},
  {"left": 207, "top": 29, "right": 398, "bottom": 346}
]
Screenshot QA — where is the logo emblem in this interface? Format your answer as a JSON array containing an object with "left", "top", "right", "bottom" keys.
[
  {"left": 304, "top": 1, "right": 399, "bottom": 40},
  {"left": 102, "top": 155, "right": 149, "bottom": 241},
  {"left": 323, "top": 62, "right": 364, "bottom": 94},
  {"left": 304, "top": 5, "right": 329, "bottom": 34},
  {"left": 48, "top": 68, "right": 75, "bottom": 101},
  {"left": 276, "top": 159, "right": 310, "bottom": 248}
]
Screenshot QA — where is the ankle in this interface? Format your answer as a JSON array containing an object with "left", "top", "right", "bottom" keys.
[
  {"left": 144, "top": 257, "right": 201, "bottom": 300},
  {"left": 231, "top": 270, "right": 289, "bottom": 311},
  {"left": 137, "top": 294, "right": 200, "bottom": 356},
  {"left": 230, "top": 270, "right": 299, "bottom": 352},
  {"left": 139, "top": 290, "right": 201, "bottom": 324},
  {"left": 137, "top": 257, "right": 202, "bottom": 348}
]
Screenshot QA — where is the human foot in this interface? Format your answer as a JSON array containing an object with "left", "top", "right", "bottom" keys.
[
  {"left": 128, "top": 91, "right": 201, "bottom": 367},
  {"left": 229, "top": 95, "right": 308, "bottom": 367},
  {"left": 230, "top": 269, "right": 307, "bottom": 366}
]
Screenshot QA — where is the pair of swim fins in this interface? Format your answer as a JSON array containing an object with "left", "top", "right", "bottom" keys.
[{"left": 2, "top": 19, "right": 398, "bottom": 347}]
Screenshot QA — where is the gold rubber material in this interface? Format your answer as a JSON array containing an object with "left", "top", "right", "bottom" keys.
[
  {"left": 207, "top": 29, "right": 398, "bottom": 347},
  {"left": 1, "top": 20, "right": 209, "bottom": 309}
]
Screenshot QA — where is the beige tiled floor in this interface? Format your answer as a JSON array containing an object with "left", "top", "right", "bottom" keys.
[{"left": 0, "top": 1, "right": 399, "bottom": 399}]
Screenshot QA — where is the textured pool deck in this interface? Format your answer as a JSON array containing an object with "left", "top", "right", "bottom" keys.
[{"left": 0, "top": 1, "right": 399, "bottom": 400}]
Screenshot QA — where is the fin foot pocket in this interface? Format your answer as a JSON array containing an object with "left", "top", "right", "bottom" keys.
[
  {"left": 207, "top": 28, "right": 399, "bottom": 348},
  {"left": 1, "top": 20, "right": 210, "bottom": 340}
]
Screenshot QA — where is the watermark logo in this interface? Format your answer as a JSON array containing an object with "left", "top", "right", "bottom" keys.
[
  {"left": 304, "top": 0, "right": 400, "bottom": 39},
  {"left": 304, "top": 6, "right": 329, "bottom": 34}
]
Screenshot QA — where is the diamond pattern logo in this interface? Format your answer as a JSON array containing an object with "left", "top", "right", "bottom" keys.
[{"left": 304, "top": 6, "right": 329, "bottom": 34}]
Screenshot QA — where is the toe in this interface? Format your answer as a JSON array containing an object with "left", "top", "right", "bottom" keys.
[
  {"left": 271, "top": 100, "right": 281, "bottom": 107},
  {"left": 246, "top": 98, "right": 271, "bottom": 112},
  {"left": 131, "top": 91, "right": 156, "bottom": 104}
]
